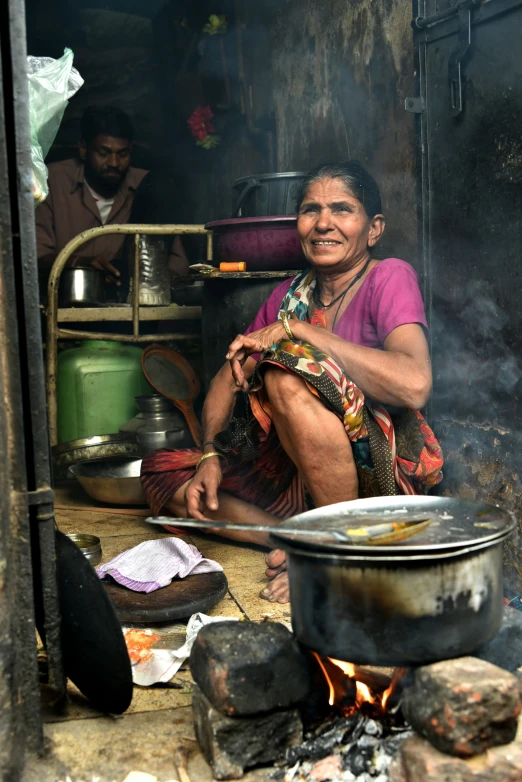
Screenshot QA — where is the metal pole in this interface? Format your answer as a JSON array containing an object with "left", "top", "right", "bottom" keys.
[
  {"left": 133, "top": 233, "right": 140, "bottom": 337},
  {"left": 57, "top": 329, "right": 201, "bottom": 342}
]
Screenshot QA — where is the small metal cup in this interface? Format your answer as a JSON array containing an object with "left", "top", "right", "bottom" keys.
[{"left": 66, "top": 534, "right": 102, "bottom": 567}]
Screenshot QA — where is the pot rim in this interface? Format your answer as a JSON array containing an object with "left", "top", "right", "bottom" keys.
[
  {"left": 273, "top": 532, "right": 511, "bottom": 563},
  {"left": 272, "top": 496, "right": 517, "bottom": 555},
  {"left": 232, "top": 172, "right": 307, "bottom": 185},
  {"left": 205, "top": 216, "right": 297, "bottom": 229}
]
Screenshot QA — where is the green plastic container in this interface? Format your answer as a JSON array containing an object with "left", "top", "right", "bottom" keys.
[{"left": 57, "top": 340, "right": 152, "bottom": 444}]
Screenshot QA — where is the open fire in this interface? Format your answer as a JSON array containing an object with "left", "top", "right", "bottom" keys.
[{"left": 312, "top": 653, "right": 407, "bottom": 719}]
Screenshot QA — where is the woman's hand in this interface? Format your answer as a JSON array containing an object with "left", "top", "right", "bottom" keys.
[
  {"left": 226, "top": 322, "right": 287, "bottom": 389},
  {"left": 184, "top": 457, "right": 223, "bottom": 520}
]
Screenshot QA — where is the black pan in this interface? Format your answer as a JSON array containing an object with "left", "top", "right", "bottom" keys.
[{"left": 36, "top": 531, "right": 133, "bottom": 714}]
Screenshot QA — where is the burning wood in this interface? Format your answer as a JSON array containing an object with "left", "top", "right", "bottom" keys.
[
  {"left": 278, "top": 713, "right": 413, "bottom": 782},
  {"left": 272, "top": 655, "right": 412, "bottom": 780},
  {"left": 312, "top": 654, "right": 407, "bottom": 719}
]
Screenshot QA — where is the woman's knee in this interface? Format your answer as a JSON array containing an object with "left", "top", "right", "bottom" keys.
[{"left": 263, "top": 366, "right": 309, "bottom": 408}]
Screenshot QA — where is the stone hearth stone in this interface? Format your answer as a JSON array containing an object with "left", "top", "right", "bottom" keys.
[
  {"left": 402, "top": 656, "right": 522, "bottom": 757},
  {"left": 189, "top": 620, "right": 311, "bottom": 716},
  {"left": 389, "top": 734, "right": 522, "bottom": 781},
  {"left": 192, "top": 685, "right": 302, "bottom": 779}
]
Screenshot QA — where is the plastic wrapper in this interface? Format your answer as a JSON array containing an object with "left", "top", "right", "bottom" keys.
[{"left": 27, "top": 47, "right": 83, "bottom": 205}]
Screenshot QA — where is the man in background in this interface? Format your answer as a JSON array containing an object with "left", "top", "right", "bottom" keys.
[{"left": 36, "top": 105, "right": 188, "bottom": 295}]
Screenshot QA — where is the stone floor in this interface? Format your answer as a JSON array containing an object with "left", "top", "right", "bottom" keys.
[{"left": 22, "top": 485, "right": 291, "bottom": 782}]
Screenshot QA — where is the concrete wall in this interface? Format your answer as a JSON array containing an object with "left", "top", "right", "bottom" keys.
[{"left": 270, "top": 0, "right": 417, "bottom": 264}]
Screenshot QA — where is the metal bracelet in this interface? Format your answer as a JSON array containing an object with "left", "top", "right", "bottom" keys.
[
  {"left": 195, "top": 451, "right": 227, "bottom": 470},
  {"left": 281, "top": 312, "right": 294, "bottom": 340}
]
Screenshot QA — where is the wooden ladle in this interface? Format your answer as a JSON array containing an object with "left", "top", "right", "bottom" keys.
[{"left": 141, "top": 344, "right": 202, "bottom": 446}]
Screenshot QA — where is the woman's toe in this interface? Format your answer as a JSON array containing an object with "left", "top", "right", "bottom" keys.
[
  {"left": 265, "top": 548, "right": 287, "bottom": 570},
  {"left": 259, "top": 572, "right": 290, "bottom": 604},
  {"left": 265, "top": 564, "right": 286, "bottom": 579}
]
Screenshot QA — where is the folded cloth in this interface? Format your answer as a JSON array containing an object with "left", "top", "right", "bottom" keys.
[{"left": 96, "top": 537, "right": 223, "bottom": 593}]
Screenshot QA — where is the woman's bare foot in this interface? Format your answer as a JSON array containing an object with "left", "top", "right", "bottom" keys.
[
  {"left": 265, "top": 548, "right": 287, "bottom": 579},
  {"left": 259, "top": 571, "right": 290, "bottom": 604},
  {"left": 265, "top": 548, "right": 286, "bottom": 579}
]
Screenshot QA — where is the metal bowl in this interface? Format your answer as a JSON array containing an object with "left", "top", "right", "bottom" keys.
[
  {"left": 136, "top": 428, "right": 194, "bottom": 455},
  {"left": 52, "top": 434, "right": 141, "bottom": 481},
  {"left": 69, "top": 457, "right": 147, "bottom": 506},
  {"left": 66, "top": 533, "right": 102, "bottom": 567}
]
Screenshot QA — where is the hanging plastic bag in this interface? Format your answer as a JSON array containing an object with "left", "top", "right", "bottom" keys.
[{"left": 27, "top": 48, "right": 83, "bottom": 206}]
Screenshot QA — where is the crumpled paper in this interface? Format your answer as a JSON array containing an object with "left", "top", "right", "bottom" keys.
[{"left": 123, "top": 612, "right": 238, "bottom": 686}]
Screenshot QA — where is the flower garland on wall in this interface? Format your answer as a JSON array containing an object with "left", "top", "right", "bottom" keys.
[
  {"left": 186, "top": 15, "right": 228, "bottom": 150},
  {"left": 187, "top": 105, "right": 220, "bottom": 149}
]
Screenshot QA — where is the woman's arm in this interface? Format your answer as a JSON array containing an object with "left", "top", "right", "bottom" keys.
[
  {"left": 291, "top": 320, "right": 431, "bottom": 409},
  {"left": 184, "top": 356, "right": 257, "bottom": 519},
  {"left": 226, "top": 320, "right": 431, "bottom": 410},
  {"left": 201, "top": 357, "right": 257, "bottom": 443}
]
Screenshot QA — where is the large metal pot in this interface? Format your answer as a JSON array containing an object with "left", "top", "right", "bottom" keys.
[
  {"left": 272, "top": 496, "right": 516, "bottom": 666},
  {"left": 59, "top": 266, "right": 106, "bottom": 307},
  {"left": 232, "top": 171, "right": 307, "bottom": 217}
]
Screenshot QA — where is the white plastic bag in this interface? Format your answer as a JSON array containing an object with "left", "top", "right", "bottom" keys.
[{"left": 27, "top": 48, "right": 83, "bottom": 205}]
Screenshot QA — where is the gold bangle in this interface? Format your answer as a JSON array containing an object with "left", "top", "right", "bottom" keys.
[
  {"left": 196, "top": 451, "right": 226, "bottom": 470},
  {"left": 281, "top": 312, "right": 294, "bottom": 340}
]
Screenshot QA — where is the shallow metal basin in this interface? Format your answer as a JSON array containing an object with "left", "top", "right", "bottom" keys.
[{"left": 69, "top": 457, "right": 147, "bottom": 506}]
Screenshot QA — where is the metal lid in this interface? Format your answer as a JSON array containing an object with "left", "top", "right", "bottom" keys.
[
  {"left": 270, "top": 495, "right": 516, "bottom": 555},
  {"left": 52, "top": 432, "right": 137, "bottom": 455}
]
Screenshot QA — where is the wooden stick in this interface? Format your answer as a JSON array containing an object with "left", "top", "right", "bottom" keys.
[{"left": 175, "top": 766, "right": 192, "bottom": 782}]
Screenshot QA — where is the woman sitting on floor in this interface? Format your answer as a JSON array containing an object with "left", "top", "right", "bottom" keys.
[{"left": 141, "top": 160, "right": 443, "bottom": 604}]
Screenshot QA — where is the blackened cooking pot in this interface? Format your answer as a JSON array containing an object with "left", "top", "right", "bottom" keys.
[{"left": 271, "top": 496, "right": 515, "bottom": 666}]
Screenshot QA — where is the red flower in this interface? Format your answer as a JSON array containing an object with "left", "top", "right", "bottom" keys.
[{"left": 187, "top": 106, "right": 216, "bottom": 141}]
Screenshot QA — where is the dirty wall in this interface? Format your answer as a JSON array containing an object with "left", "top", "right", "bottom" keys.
[{"left": 269, "top": 0, "right": 417, "bottom": 264}]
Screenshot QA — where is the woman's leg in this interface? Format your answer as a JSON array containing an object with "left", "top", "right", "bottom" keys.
[
  {"left": 262, "top": 366, "right": 358, "bottom": 506},
  {"left": 259, "top": 366, "right": 359, "bottom": 603},
  {"left": 165, "top": 482, "right": 279, "bottom": 546}
]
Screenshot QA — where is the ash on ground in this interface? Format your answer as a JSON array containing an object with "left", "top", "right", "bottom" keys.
[{"left": 271, "top": 714, "right": 412, "bottom": 782}]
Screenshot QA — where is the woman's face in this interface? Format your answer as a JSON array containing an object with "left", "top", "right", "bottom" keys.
[{"left": 297, "top": 178, "right": 384, "bottom": 271}]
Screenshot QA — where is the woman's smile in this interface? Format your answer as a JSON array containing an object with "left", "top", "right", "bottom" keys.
[{"left": 298, "top": 179, "right": 376, "bottom": 270}]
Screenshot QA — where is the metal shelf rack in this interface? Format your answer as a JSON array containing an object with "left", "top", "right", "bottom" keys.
[{"left": 46, "top": 223, "right": 211, "bottom": 446}]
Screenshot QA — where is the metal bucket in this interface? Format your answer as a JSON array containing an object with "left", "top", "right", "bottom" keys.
[{"left": 232, "top": 172, "right": 307, "bottom": 217}]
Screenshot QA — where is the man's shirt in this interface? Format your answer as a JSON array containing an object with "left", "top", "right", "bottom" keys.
[{"left": 35, "top": 158, "right": 148, "bottom": 264}]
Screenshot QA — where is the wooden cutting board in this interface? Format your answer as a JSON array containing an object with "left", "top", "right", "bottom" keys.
[{"left": 103, "top": 571, "right": 228, "bottom": 623}]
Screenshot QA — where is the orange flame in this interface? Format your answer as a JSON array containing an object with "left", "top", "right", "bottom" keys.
[
  {"left": 381, "top": 667, "right": 408, "bottom": 711},
  {"left": 330, "top": 659, "right": 356, "bottom": 677},
  {"left": 313, "top": 654, "right": 407, "bottom": 717},
  {"left": 312, "top": 652, "right": 336, "bottom": 706},
  {"left": 355, "top": 679, "right": 377, "bottom": 708}
]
